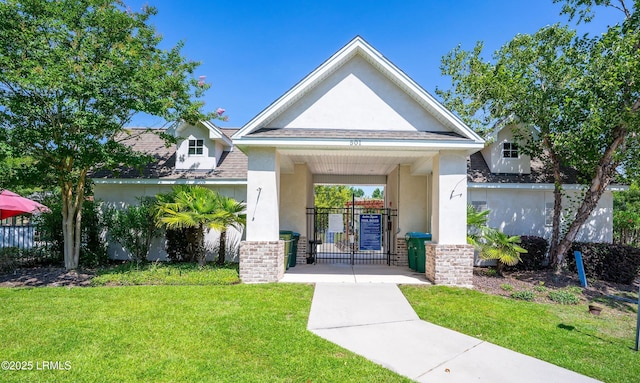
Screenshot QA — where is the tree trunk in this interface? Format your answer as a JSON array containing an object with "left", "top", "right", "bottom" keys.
[
  {"left": 547, "top": 144, "right": 564, "bottom": 266},
  {"left": 61, "top": 170, "right": 86, "bottom": 270},
  {"left": 197, "top": 224, "right": 206, "bottom": 267},
  {"left": 553, "top": 127, "right": 626, "bottom": 267},
  {"left": 217, "top": 230, "right": 227, "bottom": 265}
]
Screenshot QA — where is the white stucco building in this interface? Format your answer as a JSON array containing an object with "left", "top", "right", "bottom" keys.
[{"left": 93, "top": 36, "right": 619, "bottom": 286}]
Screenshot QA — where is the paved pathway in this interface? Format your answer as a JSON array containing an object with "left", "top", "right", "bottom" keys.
[{"left": 307, "top": 283, "right": 600, "bottom": 383}]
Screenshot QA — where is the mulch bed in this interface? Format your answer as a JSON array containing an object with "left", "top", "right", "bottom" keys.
[{"left": 0, "top": 267, "right": 94, "bottom": 287}]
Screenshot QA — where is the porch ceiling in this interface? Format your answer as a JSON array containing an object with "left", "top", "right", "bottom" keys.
[{"left": 278, "top": 148, "right": 435, "bottom": 175}]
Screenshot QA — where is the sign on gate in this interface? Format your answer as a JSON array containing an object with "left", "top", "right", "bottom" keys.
[
  {"left": 328, "top": 214, "right": 344, "bottom": 233},
  {"left": 359, "top": 214, "right": 382, "bottom": 251}
]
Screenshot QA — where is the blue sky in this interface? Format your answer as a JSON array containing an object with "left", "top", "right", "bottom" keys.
[{"left": 127, "top": 0, "right": 622, "bottom": 129}]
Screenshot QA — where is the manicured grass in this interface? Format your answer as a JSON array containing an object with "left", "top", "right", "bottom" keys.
[
  {"left": 91, "top": 262, "right": 240, "bottom": 286},
  {"left": 401, "top": 285, "right": 640, "bottom": 383},
  {"left": 0, "top": 285, "right": 411, "bottom": 383}
]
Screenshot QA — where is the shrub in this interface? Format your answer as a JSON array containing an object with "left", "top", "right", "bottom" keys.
[
  {"left": 568, "top": 242, "right": 640, "bottom": 284},
  {"left": 548, "top": 290, "right": 580, "bottom": 305},
  {"left": 507, "top": 236, "right": 549, "bottom": 271},
  {"left": 511, "top": 290, "right": 535, "bottom": 301},
  {"left": 104, "top": 197, "right": 161, "bottom": 263},
  {"left": 500, "top": 283, "right": 514, "bottom": 291}
]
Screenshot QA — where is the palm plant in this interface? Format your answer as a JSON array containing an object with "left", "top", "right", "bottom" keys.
[
  {"left": 212, "top": 195, "right": 246, "bottom": 265},
  {"left": 467, "top": 204, "right": 527, "bottom": 275},
  {"left": 155, "top": 185, "right": 221, "bottom": 266},
  {"left": 480, "top": 229, "right": 528, "bottom": 275}
]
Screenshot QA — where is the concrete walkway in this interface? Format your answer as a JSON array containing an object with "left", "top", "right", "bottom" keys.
[
  {"left": 307, "top": 283, "right": 600, "bottom": 383},
  {"left": 280, "top": 263, "right": 431, "bottom": 284}
]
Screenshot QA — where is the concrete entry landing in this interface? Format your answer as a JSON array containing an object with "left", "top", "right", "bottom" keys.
[{"left": 279, "top": 264, "right": 430, "bottom": 284}]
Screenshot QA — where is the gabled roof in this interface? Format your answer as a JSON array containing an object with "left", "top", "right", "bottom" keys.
[
  {"left": 169, "top": 120, "right": 234, "bottom": 149},
  {"left": 233, "top": 36, "right": 484, "bottom": 144},
  {"left": 91, "top": 128, "right": 246, "bottom": 181}
]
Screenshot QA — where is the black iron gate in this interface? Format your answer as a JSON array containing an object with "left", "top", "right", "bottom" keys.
[{"left": 306, "top": 206, "right": 397, "bottom": 265}]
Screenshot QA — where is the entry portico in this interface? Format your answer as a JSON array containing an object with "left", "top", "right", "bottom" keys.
[{"left": 233, "top": 36, "right": 483, "bottom": 285}]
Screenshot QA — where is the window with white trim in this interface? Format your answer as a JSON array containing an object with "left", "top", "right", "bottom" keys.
[
  {"left": 188, "top": 139, "right": 204, "bottom": 156},
  {"left": 502, "top": 142, "right": 519, "bottom": 158},
  {"left": 471, "top": 201, "right": 488, "bottom": 212},
  {"left": 545, "top": 202, "right": 554, "bottom": 226}
]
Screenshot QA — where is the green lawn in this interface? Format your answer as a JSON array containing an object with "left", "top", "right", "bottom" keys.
[
  {"left": 0, "top": 285, "right": 410, "bottom": 383},
  {"left": 90, "top": 262, "right": 241, "bottom": 286},
  {"left": 401, "top": 285, "right": 640, "bottom": 383}
]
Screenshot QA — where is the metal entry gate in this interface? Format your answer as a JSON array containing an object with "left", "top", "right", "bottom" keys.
[{"left": 306, "top": 206, "right": 397, "bottom": 265}]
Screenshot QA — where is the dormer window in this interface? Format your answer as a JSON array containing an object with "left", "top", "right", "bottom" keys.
[
  {"left": 502, "top": 142, "right": 519, "bottom": 158},
  {"left": 188, "top": 139, "right": 204, "bottom": 156}
]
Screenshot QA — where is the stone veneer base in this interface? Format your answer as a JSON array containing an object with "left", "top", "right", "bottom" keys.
[
  {"left": 239, "top": 240, "right": 285, "bottom": 283},
  {"left": 425, "top": 243, "right": 474, "bottom": 287}
]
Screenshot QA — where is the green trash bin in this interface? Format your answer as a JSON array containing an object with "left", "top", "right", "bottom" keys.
[
  {"left": 289, "top": 232, "right": 300, "bottom": 268},
  {"left": 405, "top": 232, "right": 432, "bottom": 273},
  {"left": 279, "top": 230, "right": 294, "bottom": 271}
]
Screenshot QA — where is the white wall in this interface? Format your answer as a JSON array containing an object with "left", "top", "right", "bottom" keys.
[
  {"left": 481, "top": 125, "right": 531, "bottom": 174},
  {"left": 396, "top": 165, "right": 430, "bottom": 236},
  {"left": 279, "top": 163, "right": 311, "bottom": 234},
  {"left": 267, "top": 55, "right": 448, "bottom": 132},
  {"left": 94, "top": 183, "right": 247, "bottom": 261},
  {"left": 432, "top": 151, "right": 468, "bottom": 244},
  {"left": 468, "top": 187, "right": 613, "bottom": 243},
  {"left": 175, "top": 124, "right": 218, "bottom": 171},
  {"left": 245, "top": 147, "right": 280, "bottom": 241}
]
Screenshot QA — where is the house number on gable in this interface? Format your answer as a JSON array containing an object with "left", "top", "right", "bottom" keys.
[{"left": 350, "top": 140, "right": 361, "bottom": 146}]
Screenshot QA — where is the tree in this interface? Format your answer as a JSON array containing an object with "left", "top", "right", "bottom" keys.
[
  {"left": 212, "top": 194, "right": 246, "bottom": 265},
  {"left": 0, "top": 0, "right": 216, "bottom": 269},
  {"left": 314, "top": 185, "right": 353, "bottom": 208},
  {"left": 351, "top": 187, "right": 365, "bottom": 198},
  {"left": 104, "top": 197, "right": 161, "bottom": 263},
  {"left": 439, "top": 0, "right": 640, "bottom": 267},
  {"left": 613, "top": 181, "right": 640, "bottom": 246},
  {"left": 372, "top": 187, "right": 384, "bottom": 199}
]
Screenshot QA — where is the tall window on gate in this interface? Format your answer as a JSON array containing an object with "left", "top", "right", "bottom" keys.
[
  {"left": 502, "top": 142, "right": 519, "bottom": 158},
  {"left": 188, "top": 139, "right": 204, "bottom": 156}
]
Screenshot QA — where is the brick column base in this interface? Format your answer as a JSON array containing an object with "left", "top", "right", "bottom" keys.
[
  {"left": 392, "top": 237, "right": 408, "bottom": 266},
  {"left": 239, "top": 240, "right": 285, "bottom": 283},
  {"left": 296, "top": 235, "right": 307, "bottom": 266},
  {"left": 425, "top": 244, "right": 474, "bottom": 287}
]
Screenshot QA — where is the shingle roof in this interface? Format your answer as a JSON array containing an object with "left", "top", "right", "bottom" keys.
[
  {"left": 467, "top": 152, "right": 581, "bottom": 184},
  {"left": 246, "top": 128, "right": 470, "bottom": 141},
  {"left": 91, "top": 128, "right": 247, "bottom": 180}
]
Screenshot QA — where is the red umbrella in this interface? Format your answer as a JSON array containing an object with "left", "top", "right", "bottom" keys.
[{"left": 0, "top": 189, "right": 51, "bottom": 220}]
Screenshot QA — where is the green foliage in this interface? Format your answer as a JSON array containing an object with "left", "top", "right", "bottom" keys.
[
  {"left": 466, "top": 204, "right": 490, "bottom": 248},
  {"left": 613, "top": 182, "right": 640, "bottom": 246},
  {"left": 500, "top": 283, "right": 514, "bottom": 291},
  {"left": 548, "top": 290, "right": 580, "bottom": 305},
  {"left": 91, "top": 262, "right": 240, "bottom": 286},
  {"left": 155, "top": 186, "right": 245, "bottom": 266},
  {"left": 511, "top": 290, "right": 536, "bottom": 301},
  {"left": 372, "top": 187, "right": 384, "bottom": 199},
  {"left": 314, "top": 185, "right": 354, "bottom": 208},
  {"left": 0, "top": 0, "right": 214, "bottom": 269},
  {"left": 104, "top": 197, "right": 162, "bottom": 263},
  {"left": 569, "top": 242, "right": 640, "bottom": 284},
  {"left": 351, "top": 187, "right": 365, "bottom": 198}
]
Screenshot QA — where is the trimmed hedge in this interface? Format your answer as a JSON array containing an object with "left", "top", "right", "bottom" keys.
[
  {"left": 568, "top": 242, "right": 640, "bottom": 284},
  {"left": 507, "top": 236, "right": 549, "bottom": 271}
]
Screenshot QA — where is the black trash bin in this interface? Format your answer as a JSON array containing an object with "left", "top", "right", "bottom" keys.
[
  {"left": 405, "top": 232, "right": 432, "bottom": 273},
  {"left": 289, "top": 232, "right": 300, "bottom": 268}
]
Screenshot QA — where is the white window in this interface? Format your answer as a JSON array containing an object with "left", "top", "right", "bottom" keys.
[
  {"left": 545, "top": 202, "right": 554, "bottom": 226},
  {"left": 471, "top": 201, "right": 487, "bottom": 212},
  {"left": 188, "top": 139, "right": 204, "bottom": 156},
  {"left": 502, "top": 142, "right": 519, "bottom": 158}
]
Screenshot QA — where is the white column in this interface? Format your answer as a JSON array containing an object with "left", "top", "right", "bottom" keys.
[
  {"left": 431, "top": 151, "right": 468, "bottom": 244},
  {"left": 245, "top": 147, "right": 280, "bottom": 241}
]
